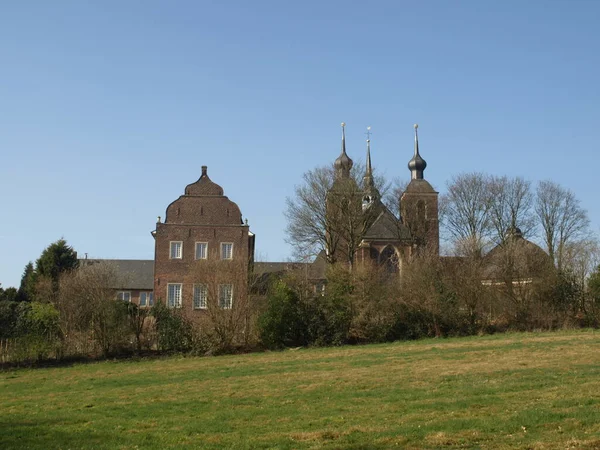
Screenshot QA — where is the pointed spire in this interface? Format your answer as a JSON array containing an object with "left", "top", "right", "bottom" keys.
[
  {"left": 341, "top": 122, "right": 347, "bottom": 155},
  {"left": 363, "top": 127, "right": 374, "bottom": 189},
  {"left": 362, "top": 127, "right": 380, "bottom": 208},
  {"left": 334, "top": 122, "right": 353, "bottom": 179},
  {"left": 408, "top": 123, "right": 427, "bottom": 180}
]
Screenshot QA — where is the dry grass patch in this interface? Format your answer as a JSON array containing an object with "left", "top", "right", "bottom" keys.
[{"left": 1, "top": 330, "right": 599, "bottom": 449}]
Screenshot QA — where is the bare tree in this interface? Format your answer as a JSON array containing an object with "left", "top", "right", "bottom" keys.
[
  {"left": 382, "top": 178, "right": 408, "bottom": 219},
  {"left": 488, "top": 175, "right": 536, "bottom": 244},
  {"left": 535, "top": 180, "right": 590, "bottom": 270},
  {"left": 440, "top": 172, "right": 493, "bottom": 257},
  {"left": 285, "top": 162, "right": 386, "bottom": 268},
  {"left": 191, "top": 259, "right": 256, "bottom": 353},
  {"left": 561, "top": 237, "right": 600, "bottom": 289},
  {"left": 58, "top": 261, "right": 129, "bottom": 357}
]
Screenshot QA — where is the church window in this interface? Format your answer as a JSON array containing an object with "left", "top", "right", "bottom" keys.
[
  {"left": 193, "top": 284, "right": 208, "bottom": 309},
  {"left": 370, "top": 248, "right": 379, "bottom": 261},
  {"left": 381, "top": 245, "right": 398, "bottom": 274},
  {"left": 195, "top": 242, "right": 208, "bottom": 260},
  {"left": 140, "top": 292, "right": 154, "bottom": 307},
  {"left": 167, "top": 283, "right": 182, "bottom": 308},
  {"left": 221, "top": 243, "right": 233, "bottom": 260},
  {"left": 219, "top": 284, "right": 233, "bottom": 309},
  {"left": 170, "top": 241, "right": 183, "bottom": 259},
  {"left": 116, "top": 291, "right": 131, "bottom": 302}
]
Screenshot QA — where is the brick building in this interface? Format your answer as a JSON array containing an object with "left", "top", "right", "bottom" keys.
[
  {"left": 151, "top": 166, "right": 254, "bottom": 319},
  {"left": 100, "top": 124, "right": 546, "bottom": 313}
]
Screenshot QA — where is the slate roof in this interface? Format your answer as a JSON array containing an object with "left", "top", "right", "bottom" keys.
[
  {"left": 363, "top": 207, "right": 411, "bottom": 241},
  {"left": 80, "top": 259, "right": 154, "bottom": 290},
  {"left": 253, "top": 252, "right": 327, "bottom": 282},
  {"left": 403, "top": 179, "right": 437, "bottom": 194}
]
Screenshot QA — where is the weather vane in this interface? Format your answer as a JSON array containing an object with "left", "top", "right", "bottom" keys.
[{"left": 365, "top": 126, "right": 372, "bottom": 141}]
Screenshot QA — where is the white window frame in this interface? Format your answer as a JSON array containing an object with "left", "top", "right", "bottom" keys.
[
  {"left": 170, "top": 241, "right": 183, "bottom": 259},
  {"left": 218, "top": 284, "right": 233, "bottom": 309},
  {"left": 220, "top": 242, "right": 233, "bottom": 260},
  {"left": 195, "top": 242, "right": 208, "bottom": 260},
  {"left": 117, "top": 291, "right": 131, "bottom": 302},
  {"left": 193, "top": 284, "right": 208, "bottom": 310},
  {"left": 139, "top": 292, "right": 154, "bottom": 308},
  {"left": 167, "top": 283, "right": 183, "bottom": 308}
]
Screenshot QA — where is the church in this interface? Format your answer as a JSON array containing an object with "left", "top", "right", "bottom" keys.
[
  {"left": 102, "top": 123, "right": 545, "bottom": 314},
  {"left": 326, "top": 123, "right": 438, "bottom": 272}
]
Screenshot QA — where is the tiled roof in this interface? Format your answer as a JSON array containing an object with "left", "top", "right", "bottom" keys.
[{"left": 80, "top": 259, "right": 154, "bottom": 290}]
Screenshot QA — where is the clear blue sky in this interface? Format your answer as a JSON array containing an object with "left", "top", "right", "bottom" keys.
[{"left": 1, "top": 1, "right": 599, "bottom": 288}]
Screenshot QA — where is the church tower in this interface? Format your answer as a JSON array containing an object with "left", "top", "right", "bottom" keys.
[
  {"left": 400, "top": 124, "right": 439, "bottom": 255},
  {"left": 325, "top": 123, "right": 361, "bottom": 266}
]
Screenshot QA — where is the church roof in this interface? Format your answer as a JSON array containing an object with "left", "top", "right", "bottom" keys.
[
  {"left": 363, "top": 207, "right": 411, "bottom": 241},
  {"left": 403, "top": 179, "right": 437, "bottom": 194}
]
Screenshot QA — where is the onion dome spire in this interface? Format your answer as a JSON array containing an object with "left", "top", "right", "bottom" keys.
[
  {"left": 334, "top": 122, "right": 353, "bottom": 179},
  {"left": 408, "top": 123, "right": 427, "bottom": 180}
]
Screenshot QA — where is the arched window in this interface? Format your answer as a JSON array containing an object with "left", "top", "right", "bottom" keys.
[
  {"left": 380, "top": 245, "right": 398, "bottom": 274},
  {"left": 369, "top": 247, "right": 379, "bottom": 262},
  {"left": 417, "top": 200, "right": 425, "bottom": 220}
]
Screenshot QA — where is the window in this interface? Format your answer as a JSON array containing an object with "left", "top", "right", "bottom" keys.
[
  {"left": 170, "top": 241, "right": 182, "bottom": 259},
  {"left": 140, "top": 292, "right": 154, "bottom": 308},
  {"left": 195, "top": 242, "right": 208, "bottom": 260},
  {"left": 167, "top": 283, "right": 182, "bottom": 308},
  {"left": 219, "top": 284, "right": 233, "bottom": 309},
  {"left": 193, "top": 284, "right": 208, "bottom": 309},
  {"left": 221, "top": 242, "right": 233, "bottom": 260},
  {"left": 117, "top": 291, "right": 131, "bottom": 302}
]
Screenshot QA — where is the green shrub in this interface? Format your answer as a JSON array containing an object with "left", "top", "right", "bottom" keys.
[
  {"left": 258, "top": 280, "right": 308, "bottom": 349},
  {"left": 152, "top": 300, "right": 193, "bottom": 352}
]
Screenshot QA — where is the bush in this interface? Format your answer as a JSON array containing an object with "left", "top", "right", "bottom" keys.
[
  {"left": 152, "top": 300, "right": 193, "bottom": 352},
  {"left": 258, "top": 281, "right": 308, "bottom": 349}
]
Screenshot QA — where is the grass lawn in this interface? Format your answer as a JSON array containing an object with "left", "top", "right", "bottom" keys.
[{"left": 1, "top": 330, "right": 600, "bottom": 449}]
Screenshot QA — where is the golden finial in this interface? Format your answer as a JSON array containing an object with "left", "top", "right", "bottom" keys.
[
  {"left": 341, "top": 122, "right": 346, "bottom": 128},
  {"left": 414, "top": 123, "right": 418, "bottom": 129}
]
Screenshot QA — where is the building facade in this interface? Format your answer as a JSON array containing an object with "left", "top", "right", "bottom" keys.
[{"left": 151, "top": 166, "right": 254, "bottom": 319}]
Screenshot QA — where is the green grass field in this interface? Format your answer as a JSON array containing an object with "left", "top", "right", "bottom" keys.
[{"left": 1, "top": 330, "right": 600, "bottom": 449}]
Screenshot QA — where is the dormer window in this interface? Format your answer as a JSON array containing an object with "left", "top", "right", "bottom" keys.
[
  {"left": 170, "top": 241, "right": 183, "bottom": 259},
  {"left": 362, "top": 195, "right": 373, "bottom": 211}
]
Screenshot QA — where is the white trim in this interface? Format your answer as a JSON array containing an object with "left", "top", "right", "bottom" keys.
[
  {"left": 481, "top": 278, "right": 533, "bottom": 286},
  {"left": 117, "top": 291, "right": 131, "bottom": 302},
  {"left": 170, "top": 241, "right": 183, "bottom": 259},
  {"left": 195, "top": 242, "right": 208, "bottom": 260},
  {"left": 139, "top": 291, "right": 154, "bottom": 308},
  {"left": 193, "top": 284, "right": 208, "bottom": 309},
  {"left": 167, "top": 283, "right": 183, "bottom": 308},
  {"left": 218, "top": 283, "right": 233, "bottom": 309},
  {"left": 220, "top": 242, "right": 233, "bottom": 260}
]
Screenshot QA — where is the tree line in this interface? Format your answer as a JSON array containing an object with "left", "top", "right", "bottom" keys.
[{"left": 1, "top": 166, "right": 599, "bottom": 363}]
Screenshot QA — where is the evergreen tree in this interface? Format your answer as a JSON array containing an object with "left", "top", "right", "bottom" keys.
[
  {"left": 35, "top": 239, "right": 79, "bottom": 292},
  {"left": 17, "top": 262, "right": 36, "bottom": 302}
]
